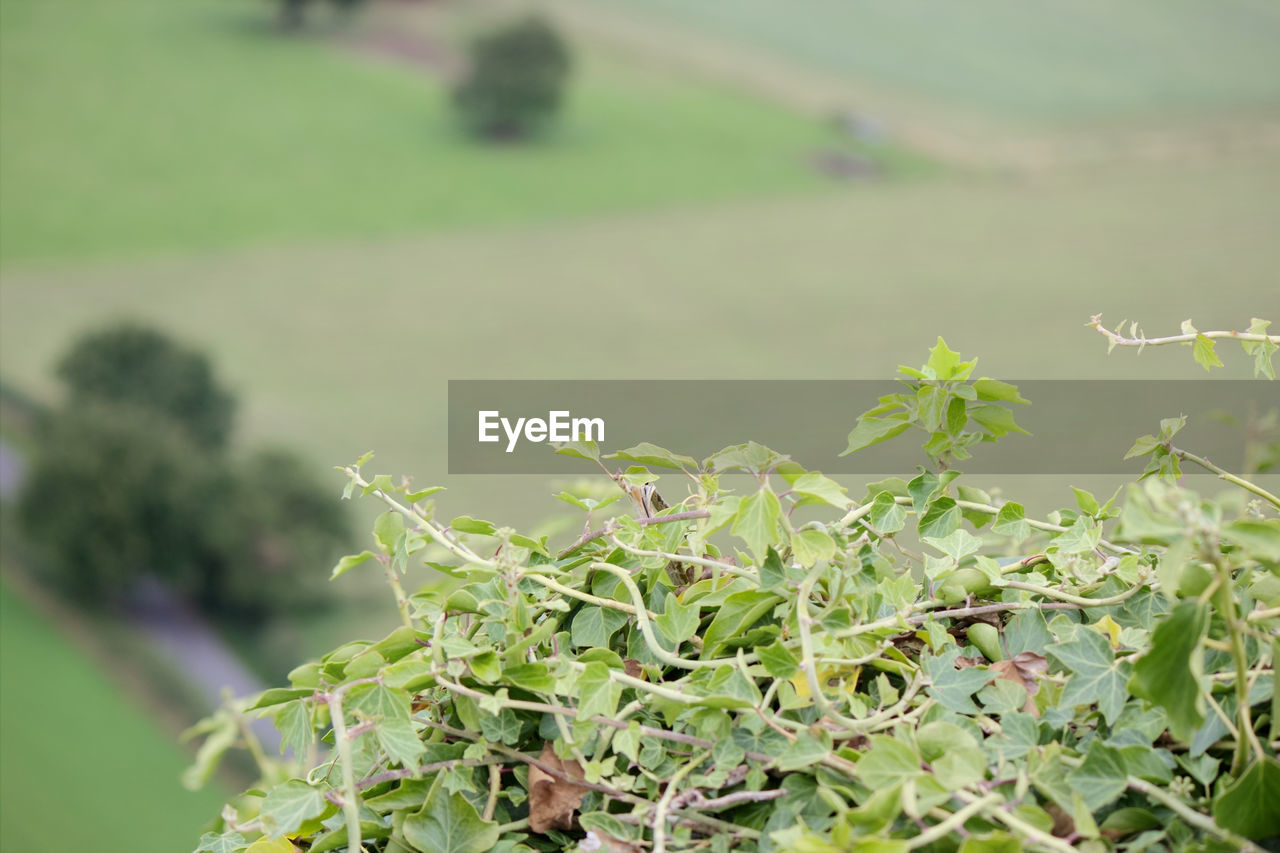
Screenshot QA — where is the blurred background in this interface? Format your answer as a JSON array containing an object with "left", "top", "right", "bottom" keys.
[{"left": 1, "top": 0, "right": 1278, "bottom": 850}]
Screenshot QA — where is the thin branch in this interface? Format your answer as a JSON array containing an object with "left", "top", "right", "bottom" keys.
[{"left": 556, "top": 510, "right": 710, "bottom": 559}]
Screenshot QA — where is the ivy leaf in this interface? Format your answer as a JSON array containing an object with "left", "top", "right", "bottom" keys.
[
  {"left": 855, "top": 735, "right": 923, "bottom": 789},
  {"left": 555, "top": 440, "right": 600, "bottom": 462},
  {"left": 610, "top": 443, "right": 697, "bottom": 470},
  {"left": 570, "top": 606, "right": 628, "bottom": 649},
  {"left": 655, "top": 593, "right": 700, "bottom": 646},
  {"left": 403, "top": 780, "right": 500, "bottom": 853},
  {"left": 195, "top": 832, "right": 246, "bottom": 853},
  {"left": 918, "top": 497, "right": 961, "bottom": 539},
  {"left": 1221, "top": 519, "right": 1280, "bottom": 563},
  {"left": 1004, "top": 608, "right": 1053, "bottom": 657},
  {"left": 792, "top": 528, "right": 837, "bottom": 568},
  {"left": 732, "top": 488, "right": 782, "bottom": 558},
  {"left": 1047, "top": 626, "right": 1130, "bottom": 725},
  {"left": 1129, "top": 601, "right": 1209, "bottom": 741},
  {"left": 1065, "top": 741, "right": 1127, "bottom": 811},
  {"left": 348, "top": 683, "right": 410, "bottom": 721},
  {"left": 757, "top": 640, "right": 799, "bottom": 679},
  {"left": 789, "top": 472, "right": 854, "bottom": 509},
  {"left": 973, "top": 378, "right": 1028, "bottom": 403},
  {"left": 274, "top": 700, "right": 313, "bottom": 757},
  {"left": 701, "top": 591, "right": 780, "bottom": 660},
  {"left": 842, "top": 415, "right": 910, "bottom": 456},
  {"left": 478, "top": 708, "right": 523, "bottom": 746},
  {"left": 576, "top": 661, "right": 621, "bottom": 720},
  {"left": 922, "top": 646, "right": 992, "bottom": 714},
  {"left": 868, "top": 491, "right": 907, "bottom": 534},
  {"left": 992, "top": 502, "right": 1031, "bottom": 540},
  {"left": 1192, "top": 334, "right": 1224, "bottom": 371},
  {"left": 260, "top": 779, "right": 328, "bottom": 838},
  {"left": 1212, "top": 756, "right": 1280, "bottom": 840},
  {"left": 774, "top": 729, "right": 832, "bottom": 771},
  {"left": 331, "top": 550, "right": 376, "bottom": 579},
  {"left": 378, "top": 717, "right": 426, "bottom": 766}
]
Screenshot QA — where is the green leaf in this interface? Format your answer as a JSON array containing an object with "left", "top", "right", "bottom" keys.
[
  {"left": 917, "top": 497, "right": 961, "bottom": 539},
  {"left": 970, "top": 405, "right": 1029, "bottom": 438},
  {"left": 577, "top": 661, "right": 621, "bottom": 720},
  {"left": 790, "top": 472, "right": 854, "bottom": 509},
  {"left": 856, "top": 735, "right": 923, "bottom": 789},
  {"left": 195, "top": 832, "right": 246, "bottom": 853},
  {"left": 923, "top": 529, "right": 982, "bottom": 561},
  {"left": 1065, "top": 741, "right": 1127, "bottom": 811},
  {"left": 792, "top": 528, "right": 837, "bottom": 568},
  {"left": 868, "top": 491, "right": 907, "bottom": 534},
  {"left": 842, "top": 416, "right": 910, "bottom": 456},
  {"left": 774, "top": 729, "right": 832, "bottom": 771},
  {"left": 274, "top": 700, "right": 312, "bottom": 757},
  {"left": 701, "top": 590, "right": 780, "bottom": 659},
  {"left": 555, "top": 440, "right": 600, "bottom": 462},
  {"left": 1047, "top": 626, "right": 1130, "bottom": 725},
  {"left": 1192, "top": 334, "right": 1224, "bottom": 371},
  {"left": 757, "top": 640, "right": 799, "bottom": 679},
  {"left": 570, "top": 606, "right": 628, "bottom": 649},
  {"left": 1072, "top": 487, "right": 1101, "bottom": 516},
  {"left": 973, "top": 379, "right": 1028, "bottom": 403},
  {"left": 731, "top": 488, "right": 782, "bottom": 558},
  {"left": 1129, "top": 600, "right": 1209, "bottom": 741},
  {"left": 331, "top": 550, "right": 376, "bottom": 579},
  {"left": 926, "top": 337, "right": 964, "bottom": 380},
  {"left": 1052, "top": 517, "right": 1101, "bottom": 555},
  {"left": 403, "top": 779, "right": 500, "bottom": 853},
  {"left": 1212, "top": 756, "right": 1280, "bottom": 840},
  {"left": 451, "top": 516, "right": 496, "bottom": 536},
  {"left": 502, "top": 662, "right": 556, "bottom": 694},
  {"left": 348, "top": 683, "right": 410, "bottom": 721},
  {"left": 260, "top": 779, "right": 327, "bottom": 838},
  {"left": 378, "top": 717, "right": 426, "bottom": 767},
  {"left": 478, "top": 708, "right": 523, "bottom": 746},
  {"left": 1222, "top": 519, "right": 1280, "bottom": 562},
  {"left": 610, "top": 443, "right": 697, "bottom": 470},
  {"left": 655, "top": 593, "right": 700, "bottom": 646},
  {"left": 922, "top": 646, "right": 992, "bottom": 714},
  {"left": 992, "top": 502, "right": 1031, "bottom": 540}
]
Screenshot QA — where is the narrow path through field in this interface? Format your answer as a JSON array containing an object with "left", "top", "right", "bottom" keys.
[{"left": 125, "top": 579, "right": 280, "bottom": 753}]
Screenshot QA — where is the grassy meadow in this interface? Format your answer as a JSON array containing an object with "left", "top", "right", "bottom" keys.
[
  {"left": 1, "top": 0, "right": 1279, "bottom": 848},
  {"left": 591, "top": 0, "right": 1280, "bottom": 127},
  {"left": 0, "top": 579, "right": 226, "bottom": 853}
]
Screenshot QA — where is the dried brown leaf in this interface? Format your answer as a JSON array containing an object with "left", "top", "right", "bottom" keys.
[{"left": 528, "top": 742, "right": 589, "bottom": 834}]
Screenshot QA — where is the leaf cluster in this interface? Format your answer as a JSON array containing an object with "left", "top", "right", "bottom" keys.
[{"left": 191, "top": 330, "right": 1279, "bottom": 853}]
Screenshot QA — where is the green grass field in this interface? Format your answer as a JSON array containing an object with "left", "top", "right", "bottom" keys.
[
  {"left": 0, "top": 0, "right": 903, "bottom": 266},
  {"left": 0, "top": 577, "right": 226, "bottom": 853},
  {"left": 591, "top": 0, "right": 1280, "bottom": 128}
]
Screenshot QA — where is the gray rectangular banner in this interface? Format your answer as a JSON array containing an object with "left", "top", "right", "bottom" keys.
[{"left": 447, "top": 380, "right": 1276, "bottom": 475}]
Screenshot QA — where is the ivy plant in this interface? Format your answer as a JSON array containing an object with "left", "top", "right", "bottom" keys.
[{"left": 189, "top": 317, "right": 1279, "bottom": 853}]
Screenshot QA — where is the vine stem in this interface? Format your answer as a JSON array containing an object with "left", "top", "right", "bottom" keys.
[
  {"left": 653, "top": 750, "right": 708, "bottom": 853},
  {"left": 325, "top": 686, "right": 364, "bottom": 853},
  {"left": 1210, "top": 551, "right": 1267, "bottom": 771},
  {"left": 908, "top": 794, "right": 1000, "bottom": 849},
  {"left": 1088, "top": 314, "right": 1280, "bottom": 347},
  {"left": 1127, "top": 777, "right": 1263, "bottom": 852},
  {"left": 1172, "top": 446, "right": 1280, "bottom": 509}
]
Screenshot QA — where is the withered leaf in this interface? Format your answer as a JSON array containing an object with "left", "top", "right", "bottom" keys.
[
  {"left": 528, "top": 742, "right": 589, "bottom": 834},
  {"left": 990, "top": 651, "right": 1049, "bottom": 715}
]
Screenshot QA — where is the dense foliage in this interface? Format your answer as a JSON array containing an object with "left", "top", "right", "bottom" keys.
[
  {"left": 453, "top": 16, "right": 572, "bottom": 140},
  {"left": 19, "top": 324, "right": 351, "bottom": 614},
  {"left": 190, "top": 318, "right": 1278, "bottom": 853}
]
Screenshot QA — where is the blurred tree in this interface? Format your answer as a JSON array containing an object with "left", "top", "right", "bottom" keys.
[
  {"left": 19, "top": 325, "right": 352, "bottom": 617},
  {"left": 18, "top": 403, "right": 219, "bottom": 602},
  {"left": 56, "top": 322, "right": 235, "bottom": 451},
  {"left": 453, "top": 16, "right": 572, "bottom": 140},
  {"left": 201, "top": 449, "right": 352, "bottom": 618}
]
